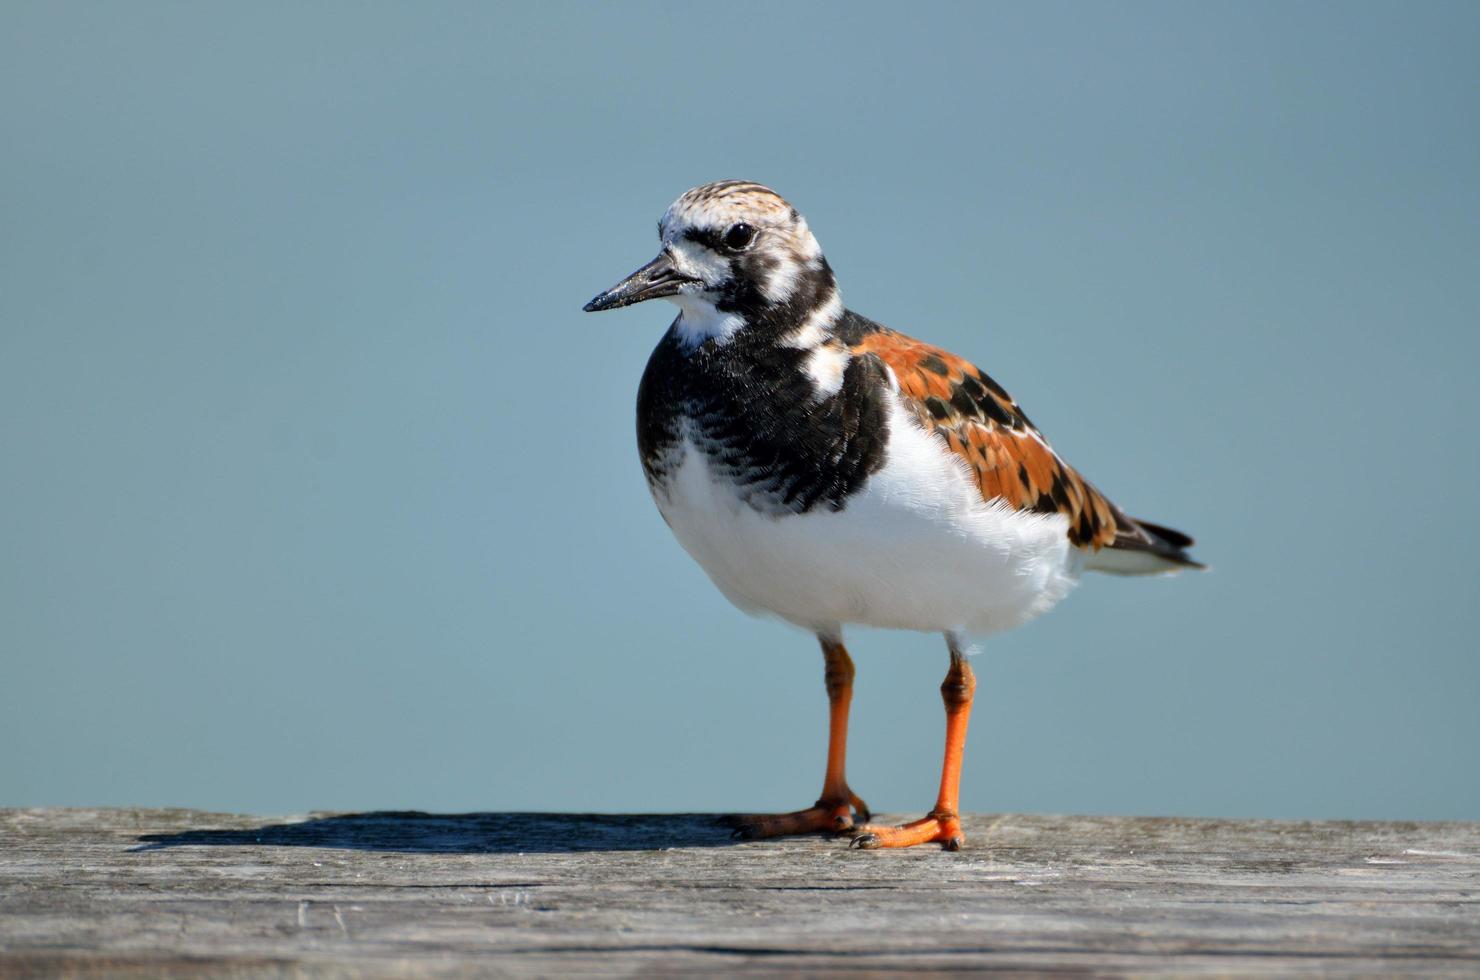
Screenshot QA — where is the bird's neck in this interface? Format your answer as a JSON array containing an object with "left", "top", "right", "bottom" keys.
[{"left": 676, "top": 262, "right": 843, "bottom": 351}]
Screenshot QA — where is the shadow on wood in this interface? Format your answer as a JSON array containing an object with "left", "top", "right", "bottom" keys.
[
  {"left": 5, "top": 808, "right": 1478, "bottom": 974},
  {"left": 132, "top": 810, "right": 747, "bottom": 854}
]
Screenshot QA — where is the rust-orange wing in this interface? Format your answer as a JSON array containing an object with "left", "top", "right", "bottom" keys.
[{"left": 852, "top": 329, "right": 1127, "bottom": 550}]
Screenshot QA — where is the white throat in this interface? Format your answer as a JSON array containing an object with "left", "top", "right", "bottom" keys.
[{"left": 668, "top": 294, "right": 744, "bottom": 347}]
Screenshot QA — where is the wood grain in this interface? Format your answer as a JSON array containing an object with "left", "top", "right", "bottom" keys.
[{"left": 2, "top": 808, "right": 1477, "bottom": 976}]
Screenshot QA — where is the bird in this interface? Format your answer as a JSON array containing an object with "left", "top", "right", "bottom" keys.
[{"left": 583, "top": 180, "right": 1201, "bottom": 850}]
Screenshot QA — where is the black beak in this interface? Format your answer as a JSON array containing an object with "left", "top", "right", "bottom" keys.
[{"left": 583, "top": 251, "right": 700, "bottom": 312}]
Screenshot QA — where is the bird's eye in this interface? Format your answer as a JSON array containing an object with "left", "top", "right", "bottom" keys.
[{"left": 723, "top": 222, "right": 756, "bottom": 251}]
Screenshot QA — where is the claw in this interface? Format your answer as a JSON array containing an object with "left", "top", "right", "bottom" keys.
[
  {"left": 849, "top": 814, "right": 966, "bottom": 850},
  {"left": 850, "top": 833, "right": 880, "bottom": 849}
]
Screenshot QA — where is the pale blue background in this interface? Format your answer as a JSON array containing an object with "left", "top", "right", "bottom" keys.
[{"left": 3, "top": 2, "right": 1477, "bottom": 821}]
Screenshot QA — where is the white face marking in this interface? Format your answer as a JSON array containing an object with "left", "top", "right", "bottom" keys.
[
  {"left": 660, "top": 236, "right": 738, "bottom": 345},
  {"left": 759, "top": 261, "right": 800, "bottom": 304},
  {"left": 664, "top": 237, "right": 730, "bottom": 287}
]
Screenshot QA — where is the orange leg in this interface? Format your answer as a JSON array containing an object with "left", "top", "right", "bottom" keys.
[
  {"left": 852, "top": 634, "right": 976, "bottom": 851},
  {"left": 723, "top": 636, "right": 871, "bottom": 839}
]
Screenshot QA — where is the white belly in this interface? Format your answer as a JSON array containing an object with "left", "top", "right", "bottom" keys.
[{"left": 651, "top": 397, "right": 1082, "bottom": 636}]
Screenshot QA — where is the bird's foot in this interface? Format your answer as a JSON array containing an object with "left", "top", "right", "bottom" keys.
[
  {"left": 719, "top": 790, "right": 870, "bottom": 839},
  {"left": 850, "top": 810, "right": 965, "bottom": 851}
]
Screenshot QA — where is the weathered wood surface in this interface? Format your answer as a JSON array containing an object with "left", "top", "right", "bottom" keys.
[{"left": 1, "top": 809, "right": 1477, "bottom": 976}]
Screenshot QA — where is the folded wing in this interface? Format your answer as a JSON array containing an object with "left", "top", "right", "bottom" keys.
[{"left": 849, "top": 321, "right": 1201, "bottom": 574}]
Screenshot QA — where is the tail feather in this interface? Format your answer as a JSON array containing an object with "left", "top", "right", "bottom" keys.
[
  {"left": 1085, "top": 516, "right": 1204, "bottom": 576},
  {"left": 1132, "top": 518, "right": 1196, "bottom": 551}
]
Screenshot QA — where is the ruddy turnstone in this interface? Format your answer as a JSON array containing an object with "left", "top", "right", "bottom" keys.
[{"left": 584, "top": 180, "right": 1201, "bottom": 850}]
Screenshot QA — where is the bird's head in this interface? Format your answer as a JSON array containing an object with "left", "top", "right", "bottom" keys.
[{"left": 583, "top": 180, "right": 840, "bottom": 344}]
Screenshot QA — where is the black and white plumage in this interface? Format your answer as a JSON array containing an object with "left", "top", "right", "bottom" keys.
[{"left": 585, "top": 180, "right": 1200, "bottom": 849}]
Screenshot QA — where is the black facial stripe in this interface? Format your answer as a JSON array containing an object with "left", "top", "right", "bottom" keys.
[
  {"left": 710, "top": 255, "right": 837, "bottom": 342},
  {"left": 682, "top": 227, "right": 727, "bottom": 251}
]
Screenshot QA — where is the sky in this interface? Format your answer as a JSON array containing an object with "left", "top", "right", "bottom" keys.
[{"left": 2, "top": 1, "right": 1478, "bottom": 821}]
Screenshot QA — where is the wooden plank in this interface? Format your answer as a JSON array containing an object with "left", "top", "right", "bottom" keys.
[{"left": 1, "top": 808, "right": 1477, "bottom": 975}]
